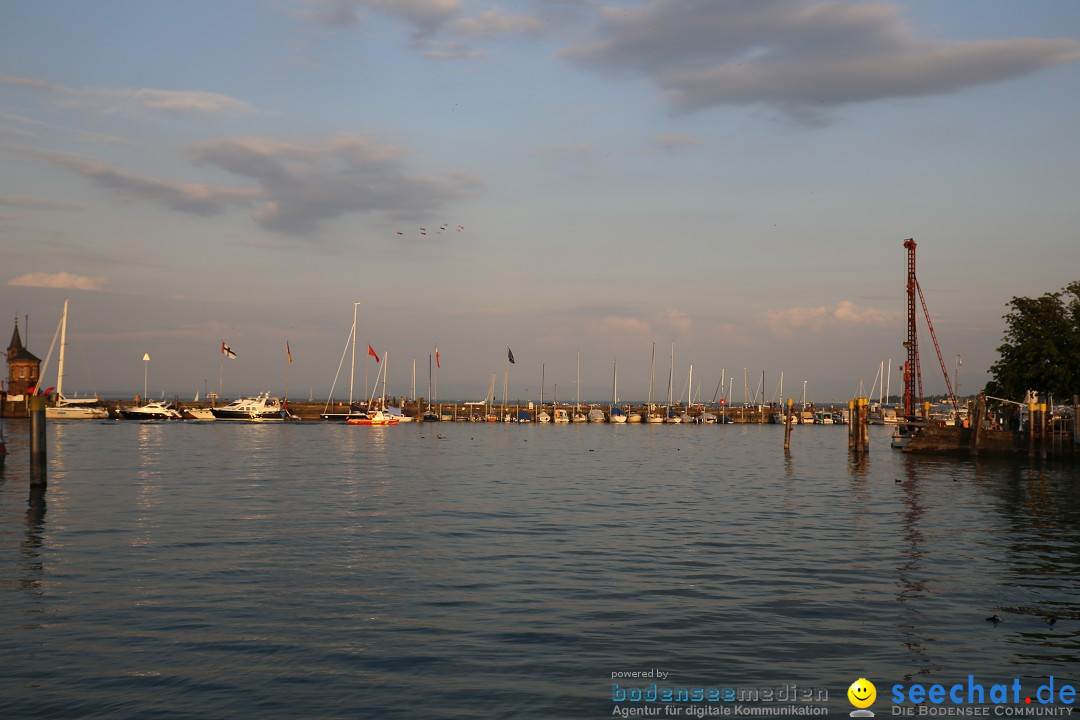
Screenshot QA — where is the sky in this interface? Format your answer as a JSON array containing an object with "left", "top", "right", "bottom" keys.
[{"left": 2, "top": 0, "right": 1079, "bottom": 405}]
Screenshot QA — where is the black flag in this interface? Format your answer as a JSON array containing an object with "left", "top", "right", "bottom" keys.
[{"left": 508, "top": 347, "right": 515, "bottom": 364}]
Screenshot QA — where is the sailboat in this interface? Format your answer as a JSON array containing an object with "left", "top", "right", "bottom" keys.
[
  {"left": 572, "top": 351, "right": 588, "bottom": 423},
  {"left": 646, "top": 342, "right": 664, "bottom": 423},
  {"left": 348, "top": 350, "right": 399, "bottom": 426},
  {"left": 43, "top": 299, "right": 109, "bottom": 419},
  {"left": 609, "top": 359, "right": 626, "bottom": 423},
  {"left": 664, "top": 341, "right": 681, "bottom": 423},
  {"left": 321, "top": 302, "right": 368, "bottom": 421}
]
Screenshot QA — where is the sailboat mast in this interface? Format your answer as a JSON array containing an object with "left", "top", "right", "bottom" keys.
[
  {"left": 612, "top": 359, "right": 617, "bottom": 407},
  {"left": 349, "top": 302, "right": 359, "bottom": 405},
  {"left": 541, "top": 363, "right": 545, "bottom": 408},
  {"left": 412, "top": 357, "right": 416, "bottom": 402},
  {"left": 56, "top": 298, "right": 68, "bottom": 398},
  {"left": 382, "top": 350, "right": 388, "bottom": 408},
  {"left": 667, "top": 341, "right": 674, "bottom": 409},
  {"left": 886, "top": 358, "right": 892, "bottom": 405},
  {"left": 576, "top": 350, "right": 581, "bottom": 414},
  {"left": 688, "top": 364, "right": 693, "bottom": 409},
  {"left": 648, "top": 342, "right": 655, "bottom": 409}
]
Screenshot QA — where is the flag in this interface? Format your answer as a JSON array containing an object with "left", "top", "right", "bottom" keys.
[
  {"left": 368, "top": 344, "right": 380, "bottom": 363},
  {"left": 435, "top": 346, "right": 440, "bottom": 369},
  {"left": 222, "top": 341, "right": 237, "bottom": 359},
  {"left": 286, "top": 341, "right": 292, "bottom": 364},
  {"left": 507, "top": 346, "right": 515, "bottom": 364}
]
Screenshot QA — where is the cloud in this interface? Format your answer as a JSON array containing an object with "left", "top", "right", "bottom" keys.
[
  {"left": 653, "top": 134, "right": 702, "bottom": 152},
  {"left": 0, "top": 73, "right": 256, "bottom": 118},
  {"left": 452, "top": 9, "right": 545, "bottom": 39},
  {"left": 663, "top": 307, "right": 692, "bottom": 336},
  {"left": 297, "top": 0, "right": 462, "bottom": 32},
  {"left": 763, "top": 300, "right": 899, "bottom": 337},
  {"left": 39, "top": 151, "right": 259, "bottom": 215},
  {"left": 296, "top": 0, "right": 544, "bottom": 56},
  {"left": 561, "top": 0, "right": 1080, "bottom": 123},
  {"left": 9, "top": 271, "right": 109, "bottom": 291},
  {"left": 0, "top": 195, "right": 85, "bottom": 211},
  {"left": 187, "top": 132, "right": 479, "bottom": 234}
]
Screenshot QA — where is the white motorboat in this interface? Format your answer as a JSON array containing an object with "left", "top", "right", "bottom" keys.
[
  {"left": 119, "top": 401, "right": 183, "bottom": 420},
  {"left": 184, "top": 407, "right": 216, "bottom": 421},
  {"left": 211, "top": 393, "right": 286, "bottom": 421}
]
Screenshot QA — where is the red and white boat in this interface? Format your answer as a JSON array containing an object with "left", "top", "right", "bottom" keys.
[{"left": 346, "top": 410, "right": 399, "bottom": 426}]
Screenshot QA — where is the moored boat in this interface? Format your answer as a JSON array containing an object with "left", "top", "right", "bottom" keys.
[
  {"left": 211, "top": 393, "right": 286, "bottom": 421},
  {"left": 119, "top": 400, "right": 183, "bottom": 420},
  {"left": 346, "top": 409, "right": 399, "bottom": 426}
]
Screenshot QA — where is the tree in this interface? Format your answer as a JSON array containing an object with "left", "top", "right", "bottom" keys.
[{"left": 985, "top": 282, "right": 1080, "bottom": 401}]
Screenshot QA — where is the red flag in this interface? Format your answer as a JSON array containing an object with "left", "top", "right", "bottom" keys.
[
  {"left": 435, "top": 346, "right": 440, "bottom": 369},
  {"left": 368, "top": 344, "right": 380, "bottom": 363},
  {"left": 286, "top": 341, "right": 292, "bottom": 364}
]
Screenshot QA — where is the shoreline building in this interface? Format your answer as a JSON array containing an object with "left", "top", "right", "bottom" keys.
[{"left": 6, "top": 318, "right": 41, "bottom": 397}]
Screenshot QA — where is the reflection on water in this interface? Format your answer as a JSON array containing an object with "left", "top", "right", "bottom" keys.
[{"left": 0, "top": 420, "right": 1078, "bottom": 718}]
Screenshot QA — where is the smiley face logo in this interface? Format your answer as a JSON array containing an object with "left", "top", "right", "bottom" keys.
[{"left": 848, "top": 678, "right": 876, "bottom": 709}]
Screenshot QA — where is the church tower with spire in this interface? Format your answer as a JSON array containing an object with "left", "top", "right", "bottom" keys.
[{"left": 6, "top": 318, "right": 41, "bottom": 396}]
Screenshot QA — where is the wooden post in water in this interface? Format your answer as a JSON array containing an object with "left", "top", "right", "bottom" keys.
[
  {"left": 1028, "top": 399, "right": 1037, "bottom": 457},
  {"left": 860, "top": 397, "right": 870, "bottom": 454},
  {"left": 847, "top": 400, "right": 856, "bottom": 452},
  {"left": 28, "top": 394, "right": 47, "bottom": 487},
  {"left": 970, "top": 394, "right": 984, "bottom": 457},
  {"left": 1040, "top": 402, "right": 1048, "bottom": 460},
  {"left": 783, "top": 398, "right": 793, "bottom": 450}
]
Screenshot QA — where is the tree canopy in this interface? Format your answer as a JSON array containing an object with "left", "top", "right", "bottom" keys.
[{"left": 985, "top": 281, "right": 1080, "bottom": 402}]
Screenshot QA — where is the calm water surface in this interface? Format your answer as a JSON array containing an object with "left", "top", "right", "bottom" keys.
[{"left": 1, "top": 419, "right": 1079, "bottom": 719}]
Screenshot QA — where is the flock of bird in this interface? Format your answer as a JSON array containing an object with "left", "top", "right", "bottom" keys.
[{"left": 397, "top": 223, "right": 464, "bottom": 237}]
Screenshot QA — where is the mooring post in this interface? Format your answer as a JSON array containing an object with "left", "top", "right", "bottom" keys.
[
  {"left": 847, "top": 400, "right": 856, "bottom": 451},
  {"left": 859, "top": 397, "right": 870, "bottom": 454},
  {"left": 970, "top": 394, "right": 984, "bottom": 457},
  {"left": 28, "top": 394, "right": 47, "bottom": 488},
  {"left": 1028, "top": 399, "right": 1036, "bottom": 457},
  {"left": 783, "top": 398, "right": 793, "bottom": 450},
  {"left": 1040, "top": 402, "right": 1048, "bottom": 460}
]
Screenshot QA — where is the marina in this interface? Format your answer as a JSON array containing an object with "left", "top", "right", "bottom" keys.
[{"left": 2, "top": 419, "right": 1079, "bottom": 718}]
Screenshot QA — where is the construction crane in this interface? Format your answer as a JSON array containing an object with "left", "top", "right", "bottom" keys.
[{"left": 901, "top": 238, "right": 956, "bottom": 421}]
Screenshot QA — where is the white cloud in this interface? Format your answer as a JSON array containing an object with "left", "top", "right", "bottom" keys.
[
  {"left": 763, "top": 300, "right": 899, "bottom": 337},
  {"left": 0, "top": 73, "right": 256, "bottom": 118},
  {"left": 9, "top": 271, "right": 109, "bottom": 291}
]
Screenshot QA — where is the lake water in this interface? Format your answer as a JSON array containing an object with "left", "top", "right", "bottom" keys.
[{"left": 1, "top": 419, "right": 1079, "bottom": 719}]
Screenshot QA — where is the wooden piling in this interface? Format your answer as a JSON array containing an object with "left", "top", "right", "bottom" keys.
[
  {"left": 1040, "top": 402, "right": 1048, "bottom": 460},
  {"left": 783, "top": 398, "right": 793, "bottom": 450},
  {"left": 1028, "top": 400, "right": 1036, "bottom": 457},
  {"left": 29, "top": 394, "right": 47, "bottom": 487},
  {"left": 970, "top": 394, "right": 984, "bottom": 457}
]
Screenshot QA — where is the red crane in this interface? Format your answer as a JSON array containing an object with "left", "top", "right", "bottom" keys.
[{"left": 901, "top": 238, "right": 956, "bottom": 421}]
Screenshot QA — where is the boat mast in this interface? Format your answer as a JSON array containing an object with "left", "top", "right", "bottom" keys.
[
  {"left": 349, "top": 301, "right": 359, "bottom": 406},
  {"left": 412, "top": 357, "right": 416, "bottom": 402},
  {"left": 688, "top": 364, "right": 693, "bottom": 410},
  {"left": 576, "top": 350, "right": 581, "bottom": 415},
  {"left": 541, "top": 363, "right": 545, "bottom": 409},
  {"left": 612, "top": 358, "right": 617, "bottom": 408},
  {"left": 648, "top": 342, "right": 655, "bottom": 411},
  {"left": 667, "top": 341, "right": 674, "bottom": 412},
  {"left": 56, "top": 298, "right": 68, "bottom": 399}
]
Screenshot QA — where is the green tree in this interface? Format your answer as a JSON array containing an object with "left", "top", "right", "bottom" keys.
[{"left": 985, "top": 282, "right": 1080, "bottom": 401}]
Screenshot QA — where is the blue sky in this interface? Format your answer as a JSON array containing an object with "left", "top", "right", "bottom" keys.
[{"left": 2, "top": 0, "right": 1078, "bottom": 404}]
